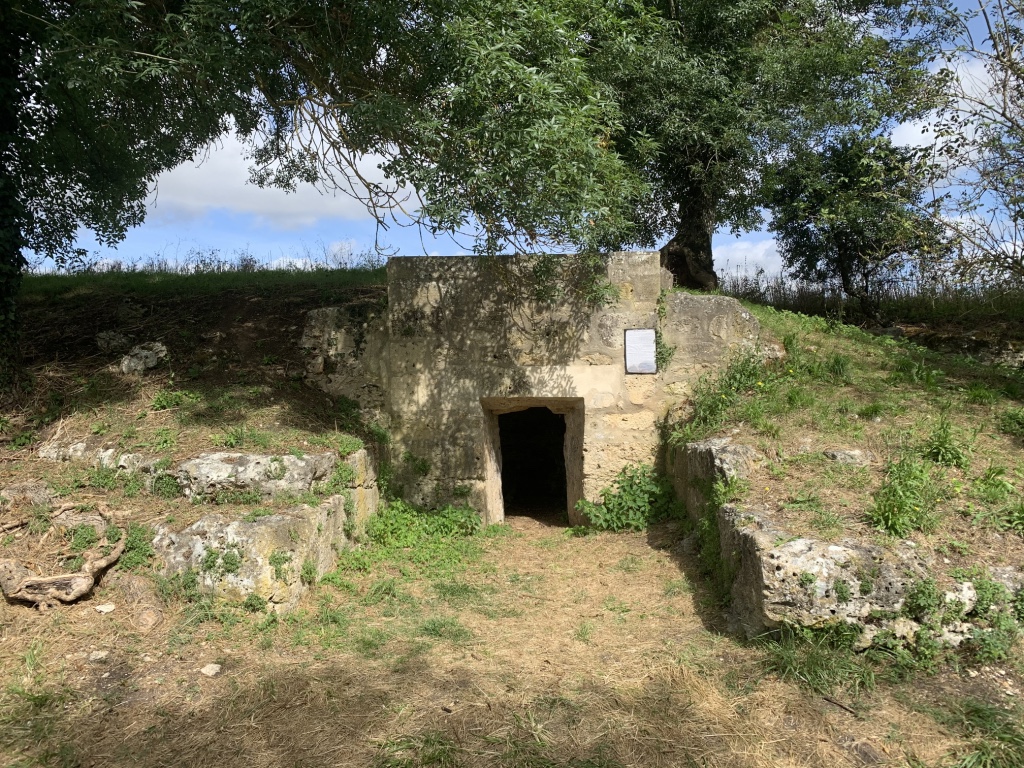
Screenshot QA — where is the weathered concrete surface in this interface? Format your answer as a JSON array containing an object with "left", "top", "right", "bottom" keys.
[
  {"left": 175, "top": 452, "right": 337, "bottom": 499},
  {"left": 303, "top": 253, "right": 767, "bottom": 522},
  {"left": 670, "top": 438, "right": 1022, "bottom": 647},
  {"left": 152, "top": 495, "right": 351, "bottom": 611}
]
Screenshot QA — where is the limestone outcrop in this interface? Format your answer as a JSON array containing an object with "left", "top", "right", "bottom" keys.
[
  {"left": 670, "top": 438, "right": 1024, "bottom": 648},
  {"left": 152, "top": 495, "right": 351, "bottom": 611},
  {"left": 175, "top": 452, "right": 337, "bottom": 499}
]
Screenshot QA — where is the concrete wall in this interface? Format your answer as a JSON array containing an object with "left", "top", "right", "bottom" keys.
[{"left": 301, "top": 252, "right": 763, "bottom": 523}]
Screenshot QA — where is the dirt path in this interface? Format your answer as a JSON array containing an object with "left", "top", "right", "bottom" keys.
[{"left": 1, "top": 516, "right": 959, "bottom": 767}]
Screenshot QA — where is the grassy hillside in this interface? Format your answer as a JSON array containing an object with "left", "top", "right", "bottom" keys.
[{"left": 0, "top": 269, "right": 1022, "bottom": 767}]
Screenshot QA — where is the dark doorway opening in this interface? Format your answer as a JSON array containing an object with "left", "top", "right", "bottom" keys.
[{"left": 498, "top": 407, "right": 567, "bottom": 522}]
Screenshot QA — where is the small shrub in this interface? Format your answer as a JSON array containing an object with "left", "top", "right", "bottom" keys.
[
  {"left": 798, "top": 572, "right": 817, "bottom": 588},
  {"left": 242, "top": 594, "right": 268, "bottom": 613},
  {"left": 576, "top": 464, "right": 675, "bottom": 532},
  {"left": 152, "top": 474, "right": 181, "bottom": 499},
  {"left": 86, "top": 466, "right": 118, "bottom": 491},
  {"left": 220, "top": 549, "right": 242, "bottom": 574},
  {"left": 903, "top": 578, "right": 943, "bottom": 624},
  {"left": 243, "top": 507, "right": 274, "bottom": 522},
  {"left": 152, "top": 427, "right": 177, "bottom": 451},
  {"left": 68, "top": 524, "right": 99, "bottom": 553},
  {"left": 867, "top": 457, "right": 940, "bottom": 537},
  {"left": 833, "top": 579, "right": 852, "bottom": 604}
]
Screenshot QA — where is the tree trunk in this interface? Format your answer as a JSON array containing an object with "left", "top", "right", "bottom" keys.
[
  {"left": 0, "top": 4, "right": 28, "bottom": 394},
  {"left": 660, "top": 194, "right": 719, "bottom": 291}
]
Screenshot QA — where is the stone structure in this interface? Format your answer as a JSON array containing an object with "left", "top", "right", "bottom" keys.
[
  {"left": 670, "top": 438, "right": 1024, "bottom": 647},
  {"left": 301, "top": 252, "right": 763, "bottom": 524}
]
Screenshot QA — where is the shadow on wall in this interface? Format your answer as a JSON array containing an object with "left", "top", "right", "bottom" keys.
[{"left": 385, "top": 255, "right": 604, "bottom": 519}]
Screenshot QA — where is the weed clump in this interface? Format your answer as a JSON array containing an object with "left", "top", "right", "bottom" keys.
[
  {"left": 867, "top": 457, "right": 941, "bottom": 537},
  {"left": 575, "top": 464, "right": 677, "bottom": 532}
]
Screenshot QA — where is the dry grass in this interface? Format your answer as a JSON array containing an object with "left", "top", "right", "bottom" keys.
[{"left": 0, "top": 517, "right": 971, "bottom": 767}]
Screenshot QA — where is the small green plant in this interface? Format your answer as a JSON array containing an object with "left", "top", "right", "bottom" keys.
[
  {"left": 418, "top": 616, "right": 472, "bottom": 642},
  {"left": 965, "top": 383, "right": 1000, "bottom": 405},
  {"left": 575, "top": 464, "right": 676, "bottom": 532},
  {"left": 116, "top": 523, "right": 156, "bottom": 570},
  {"left": 663, "top": 578, "right": 691, "bottom": 596},
  {"left": 242, "top": 594, "right": 268, "bottom": 613},
  {"left": 903, "top": 578, "right": 943, "bottom": 624},
  {"left": 401, "top": 451, "right": 431, "bottom": 477},
  {"left": 90, "top": 421, "right": 110, "bottom": 435},
  {"left": 974, "top": 465, "right": 1015, "bottom": 504},
  {"left": 833, "top": 579, "right": 852, "bottom": 604},
  {"left": 67, "top": 524, "right": 99, "bottom": 553},
  {"left": 243, "top": 507, "right": 274, "bottom": 522},
  {"left": 152, "top": 427, "right": 177, "bottom": 451},
  {"left": 269, "top": 550, "right": 292, "bottom": 582},
  {"left": 220, "top": 549, "right": 242, "bottom": 574},
  {"left": 151, "top": 473, "right": 181, "bottom": 499},
  {"left": 920, "top": 415, "right": 971, "bottom": 469},
  {"left": 211, "top": 488, "right": 263, "bottom": 505},
  {"left": 300, "top": 558, "right": 317, "bottom": 586},
  {"left": 798, "top": 572, "right": 817, "bottom": 588},
  {"left": 867, "top": 457, "right": 941, "bottom": 537},
  {"left": 998, "top": 407, "right": 1024, "bottom": 439},
  {"left": 151, "top": 389, "right": 199, "bottom": 411},
  {"left": 614, "top": 554, "right": 643, "bottom": 573},
  {"left": 573, "top": 621, "right": 594, "bottom": 643},
  {"left": 762, "top": 624, "right": 873, "bottom": 696},
  {"left": 86, "top": 466, "right": 118, "bottom": 491},
  {"left": 672, "top": 350, "right": 769, "bottom": 443}
]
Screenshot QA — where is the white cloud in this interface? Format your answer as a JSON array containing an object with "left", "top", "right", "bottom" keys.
[
  {"left": 714, "top": 237, "right": 783, "bottom": 275},
  {"left": 147, "top": 135, "right": 397, "bottom": 230}
]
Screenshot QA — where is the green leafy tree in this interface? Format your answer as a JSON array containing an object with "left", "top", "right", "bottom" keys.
[
  {"left": 598, "top": 0, "right": 943, "bottom": 288},
  {"left": 765, "top": 134, "right": 948, "bottom": 318},
  {"left": 1, "top": 0, "right": 657, "bottom": 389}
]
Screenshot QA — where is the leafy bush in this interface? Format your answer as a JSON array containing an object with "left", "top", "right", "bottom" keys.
[
  {"left": 575, "top": 464, "right": 675, "bottom": 532},
  {"left": 867, "top": 457, "right": 940, "bottom": 537},
  {"left": 366, "top": 500, "right": 480, "bottom": 547},
  {"left": 242, "top": 594, "right": 268, "bottom": 613},
  {"left": 152, "top": 473, "right": 181, "bottom": 499}
]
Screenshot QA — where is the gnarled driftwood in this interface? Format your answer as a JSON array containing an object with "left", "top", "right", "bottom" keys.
[{"left": 0, "top": 538, "right": 126, "bottom": 611}]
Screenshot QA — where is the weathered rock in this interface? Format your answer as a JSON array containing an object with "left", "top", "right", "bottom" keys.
[
  {"left": 1, "top": 482, "right": 53, "bottom": 509},
  {"left": 120, "top": 342, "right": 168, "bottom": 374},
  {"left": 670, "top": 436, "right": 1020, "bottom": 650},
  {"left": 669, "top": 438, "right": 763, "bottom": 515},
  {"left": 38, "top": 441, "right": 92, "bottom": 462},
  {"left": 152, "top": 495, "right": 350, "bottom": 610},
  {"left": 96, "top": 330, "right": 132, "bottom": 353},
  {"left": 823, "top": 449, "right": 876, "bottom": 466},
  {"left": 344, "top": 449, "right": 380, "bottom": 532},
  {"left": 175, "top": 452, "right": 337, "bottom": 499},
  {"left": 51, "top": 505, "right": 107, "bottom": 532},
  {"left": 718, "top": 504, "right": 929, "bottom": 638}
]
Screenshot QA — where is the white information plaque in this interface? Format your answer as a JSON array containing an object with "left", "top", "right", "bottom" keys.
[{"left": 624, "top": 328, "right": 657, "bottom": 374}]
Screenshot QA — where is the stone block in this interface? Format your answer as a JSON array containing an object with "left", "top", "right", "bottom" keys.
[
  {"left": 176, "top": 452, "right": 337, "bottom": 499},
  {"left": 152, "top": 495, "right": 349, "bottom": 611}
]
